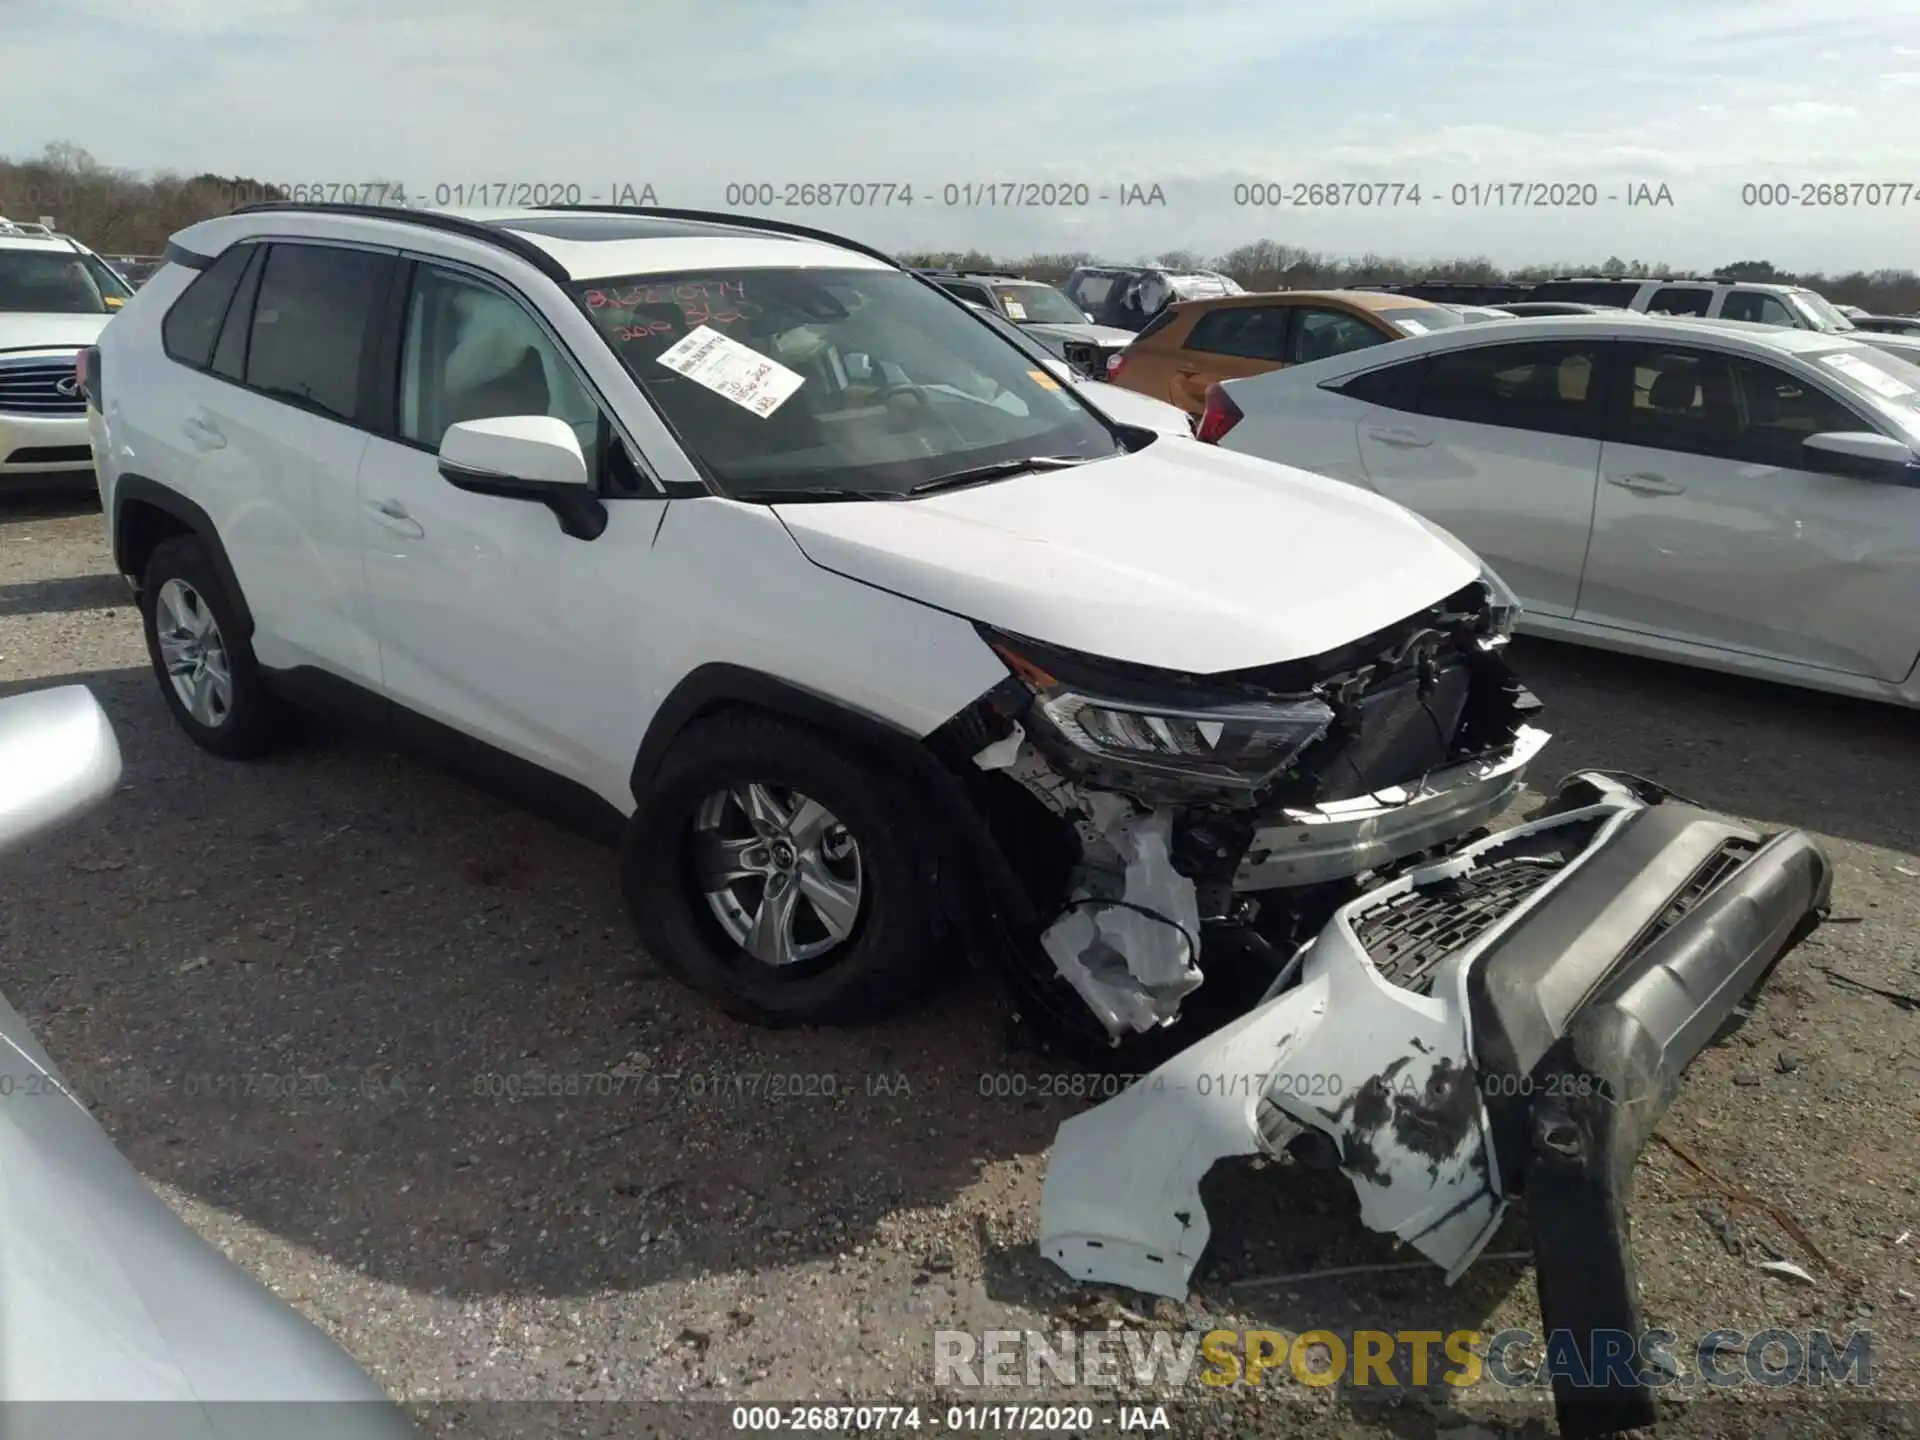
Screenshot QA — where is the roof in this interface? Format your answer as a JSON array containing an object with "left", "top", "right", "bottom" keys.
[
  {"left": 1361, "top": 311, "right": 1865, "bottom": 355},
  {"left": 0, "top": 234, "right": 77, "bottom": 254},
  {"left": 1169, "top": 288, "right": 1445, "bottom": 314},
  {"left": 181, "top": 204, "right": 896, "bottom": 282}
]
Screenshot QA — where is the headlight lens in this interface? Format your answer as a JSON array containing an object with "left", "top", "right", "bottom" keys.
[{"left": 986, "top": 633, "right": 1334, "bottom": 792}]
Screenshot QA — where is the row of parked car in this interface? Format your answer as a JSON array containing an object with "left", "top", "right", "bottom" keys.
[{"left": 922, "top": 260, "right": 1920, "bottom": 709}]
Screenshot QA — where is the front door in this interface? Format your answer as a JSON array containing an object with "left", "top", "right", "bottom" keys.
[
  {"left": 1576, "top": 343, "right": 1920, "bottom": 679},
  {"left": 355, "top": 259, "right": 667, "bottom": 802}
]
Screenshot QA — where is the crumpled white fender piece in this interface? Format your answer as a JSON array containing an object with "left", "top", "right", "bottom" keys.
[{"left": 1039, "top": 792, "right": 1647, "bottom": 1298}]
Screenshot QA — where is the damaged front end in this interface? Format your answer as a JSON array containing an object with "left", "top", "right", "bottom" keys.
[
  {"left": 1036, "top": 771, "right": 1833, "bottom": 1438},
  {"left": 927, "top": 575, "right": 1541, "bottom": 1041}
]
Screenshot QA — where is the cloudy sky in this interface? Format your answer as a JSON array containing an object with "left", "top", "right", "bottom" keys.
[{"left": 6, "top": 0, "right": 1919, "bottom": 271}]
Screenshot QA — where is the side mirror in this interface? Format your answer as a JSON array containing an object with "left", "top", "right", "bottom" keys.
[
  {"left": 0, "top": 686, "right": 122, "bottom": 861},
  {"left": 438, "top": 416, "right": 607, "bottom": 540},
  {"left": 1803, "top": 430, "right": 1920, "bottom": 481}
]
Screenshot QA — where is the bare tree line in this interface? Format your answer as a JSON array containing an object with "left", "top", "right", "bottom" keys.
[{"left": 7, "top": 144, "right": 1918, "bottom": 313}]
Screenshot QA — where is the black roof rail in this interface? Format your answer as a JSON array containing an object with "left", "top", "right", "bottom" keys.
[
  {"left": 528, "top": 203, "right": 911, "bottom": 274},
  {"left": 226, "top": 201, "right": 570, "bottom": 281}
]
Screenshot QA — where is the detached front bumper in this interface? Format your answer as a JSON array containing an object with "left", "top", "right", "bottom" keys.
[{"left": 1038, "top": 772, "right": 1831, "bottom": 1437}]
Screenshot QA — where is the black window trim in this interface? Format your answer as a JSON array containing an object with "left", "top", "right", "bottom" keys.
[
  {"left": 1598, "top": 339, "right": 1897, "bottom": 473},
  {"left": 380, "top": 250, "right": 667, "bottom": 499},
  {"left": 208, "top": 243, "right": 268, "bottom": 382}
]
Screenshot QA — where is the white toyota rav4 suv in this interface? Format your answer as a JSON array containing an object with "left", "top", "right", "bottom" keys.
[{"left": 87, "top": 204, "right": 1829, "bottom": 1435}]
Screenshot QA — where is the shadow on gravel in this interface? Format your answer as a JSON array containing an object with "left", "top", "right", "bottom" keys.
[
  {"left": 0, "top": 664, "right": 1048, "bottom": 1305},
  {"left": 1510, "top": 635, "right": 1920, "bottom": 855},
  {"left": 0, "top": 571, "right": 132, "bottom": 616}
]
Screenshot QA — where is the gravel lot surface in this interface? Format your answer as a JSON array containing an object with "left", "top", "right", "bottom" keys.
[{"left": 3, "top": 483, "right": 1916, "bottom": 1437}]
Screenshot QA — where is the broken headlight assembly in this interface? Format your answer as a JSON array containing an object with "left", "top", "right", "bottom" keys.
[{"left": 981, "top": 628, "right": 1334, "bottom": 796}]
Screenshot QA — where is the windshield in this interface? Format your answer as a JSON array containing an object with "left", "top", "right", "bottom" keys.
[
  {"left": 993, "top": 283, "right": 1088, "bottom": 326},
  {"left": 1789, "top": 290, "right": 1854, "bottom": 332},
  {"left": 1813, "top": 346, "right": 1920, "bottom": 433},
  {"left": 576, "top": 267, "right": 1122, "bottom": 499},
  {"left": 1377, "top": 305, "right": 1465, "bottom": 335},
  {"left": 0, "top": 248, "right": 112, "bottom": 314}
]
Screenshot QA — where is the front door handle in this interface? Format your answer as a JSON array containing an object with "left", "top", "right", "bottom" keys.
[
  {"left": 366, "top": 498, "right": 425, "bottom": 539},
  {"left": 1365, "top": 426, "right": 1432, "bottom": 448},
  {"left": 1606, "top": 472, "right": 1684, "bottom": 496},
  {"left": 181, "top": 416, "right": 226, "bottom": 450}
]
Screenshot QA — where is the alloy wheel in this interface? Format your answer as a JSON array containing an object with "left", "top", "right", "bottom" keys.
[
  {"left": 691, "top": 783, "right": 864, "bottom": 966},
  {"left": 154, "top": 577, "right": 234, "bottom": 728}
]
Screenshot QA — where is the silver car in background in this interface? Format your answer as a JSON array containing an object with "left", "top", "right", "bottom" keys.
[
  {"left": 0, "top": 685, "right": 415, "bottom": 1439},
  {"left": 1196, "top": 313, "right": 1920, "bottom": 707}
]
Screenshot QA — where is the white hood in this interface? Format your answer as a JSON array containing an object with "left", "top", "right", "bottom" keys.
[
  {"left": 0, "top": 313, "right": 111, "bottom": 353},
  {"left": 773, "top": 440, "right": 1481, "bottom": 673}
]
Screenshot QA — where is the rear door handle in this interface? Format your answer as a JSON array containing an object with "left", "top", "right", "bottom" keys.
[
  {"left": 366, "top": 498, "right": 425, "bottom": 539},
  {"left": 1606, "top": 472, "right": 1684, "bottom": 495},
  {"left": 1365, "top": 426, "right": 1432, "bottom": 448},
  {"left": 181, "top": 416, "right": 226, "bottom": 450}
]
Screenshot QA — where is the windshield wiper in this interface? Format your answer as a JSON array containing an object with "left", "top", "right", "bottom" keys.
[
  {"left": 742, "top": 486, "right": 905, "bottom": 503},
  {"left": 906, "top": 455, "right": 1094, "bottom": 497}
]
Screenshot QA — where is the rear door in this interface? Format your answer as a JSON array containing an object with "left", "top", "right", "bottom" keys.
[
  {"left": 1352, "top": 337, "right": 1607, "bottom": 616},
  {"left": 1577, "top": 343, "right": 1920, "bottom": 678},
  {"left": 160, "top": 239, "right": 393, "bottom": 685},
  {"left": 1159, "top": 304, "right": 1293, "bottom": 413}
]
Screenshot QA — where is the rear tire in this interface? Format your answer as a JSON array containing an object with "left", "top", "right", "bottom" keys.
[
  {"left": 139, "top": 536, "right": 291, "bottom": 759},
  {"left": 621, "top": 711, "right": 940, "bottom": 1025}
]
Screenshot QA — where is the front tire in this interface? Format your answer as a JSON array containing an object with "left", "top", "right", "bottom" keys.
[
  {"left": 621, "top": 711, "right": 940, "bottom": 1025},
  {"left": 139, "top": 536, "right": 290, "bottom": 759}
]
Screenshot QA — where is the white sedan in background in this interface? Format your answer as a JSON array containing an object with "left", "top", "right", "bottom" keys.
[{"left": 1198, "top": 313, "right": 1920, "bottom": 707}]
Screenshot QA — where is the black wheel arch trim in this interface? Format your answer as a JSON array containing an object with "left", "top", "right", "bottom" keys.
[{"left": 112, "top": 474, "right": 256, "bottom": 639}]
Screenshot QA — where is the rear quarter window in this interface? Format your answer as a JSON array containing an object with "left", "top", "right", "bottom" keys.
[{"left": 161, "top": 244, "right": 254, "bottom": 368}]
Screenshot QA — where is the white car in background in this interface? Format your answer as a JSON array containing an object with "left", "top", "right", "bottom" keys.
[
  {"left": 0, "top": 228, "right": 134, "bottom": 483},
  {"left": 1200, "top": 313, "right": 1920, "bottom": 707}
]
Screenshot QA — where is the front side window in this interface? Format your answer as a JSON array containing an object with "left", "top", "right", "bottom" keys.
[
  {"left": 1184, "top": 306, "right": 1290, "bottom": 361},
  {"left": 1408, "top": 340, "right": 1601, "bottom": 436},
  {"left": 1729, "top": 357, "right": 1870, "bottom": 468},
  {"left": 0, "top": 247, "right": 112, "bottom": 315},
  {"left": 1068, "top": 273, "right": 1115, "bottom": 308},
  {"left": 400, "top": 264, "right": 602, "bottom": 465},
  {"left": 1287, "top": 308, "right": 1388, "bottom": 364},
  {"left": 1721, "top": 291, "right": 1797, "bottom": 326},
  {"left": 574, "top": 266, "right": 1120, "bottom": 499},
  {"left": 936, "top": 280, "right": 993, "bottom": 307},
  {"left": 245, "top": 244, "right": 393, "bottom": 424},
  {"left": 1618, "top": 346, "right": 1740, "bottom": 456}
]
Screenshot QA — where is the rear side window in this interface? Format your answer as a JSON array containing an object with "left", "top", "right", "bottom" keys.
[
  {"left": 161, "top": 244, "right": 254, "bottom": 368},
  {"left": 1331, "top": 359, "right": 1424, "bottom": 408},
  {"left": 245, "top": 243, "right": 394, "bottom": 425},
  {"left": 1406, "top": 339, "right": 1603, "bottom": 437},
  {"left": 1185, "top": 306, "right": 1290, "bottom": 360},
  {"left": 209, "top": 246, "right": 266, "bottom": 381},
  {"left": 1647, "top": 286, "right": 1712, "bottom": 317}
]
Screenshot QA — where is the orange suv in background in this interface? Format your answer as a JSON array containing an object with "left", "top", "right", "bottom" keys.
[{"left": 1105, "top": 290, "right": 1464, "bottom": 416}]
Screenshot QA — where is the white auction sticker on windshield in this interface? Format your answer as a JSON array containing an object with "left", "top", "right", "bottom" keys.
[
  {"left": 655, "top": 325, "right": 805, "bottom": 417},
  {"left": 1821, "top": 350, "right": 1914, "bottom": 398},
  {"left": 1002, "top": 299, "right": 1027, "bottom": 320},
  {"left": 1397, "top": 318, "right": 1429, "bottom": 334}
]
